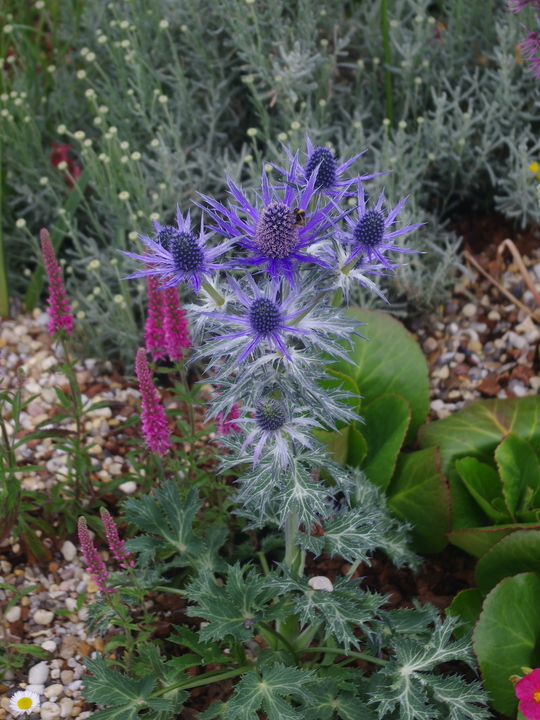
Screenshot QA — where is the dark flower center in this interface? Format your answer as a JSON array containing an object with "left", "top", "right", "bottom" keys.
[
  {"left": 249, "top": 298, "right": 282, "bottom": 336},
  {"left": 305, "top": 146, "right": 337, "bottom": 190},
  {"left": 255, "top": 399, "right": 286, "bottom": 432},
  {"left": 353, "top": 210, "right": 385, "bottom": 248},
  {"left": 255, "top": 202, "right": 299, "bottom": 259},
  {"left": 170, "top": 231, "right": 205, "bottom": 272},
  {"left": 156, "top": 226, "right": 179, "bottom": 252}
]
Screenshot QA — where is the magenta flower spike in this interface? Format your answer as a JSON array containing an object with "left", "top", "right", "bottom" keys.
[
  {"left": 77, "top": 517, "right": 111, "bottom": 593},
  {"left": 145, "top": 274, "right": 167, "bottom": 361},
  {"left": 216, "top": 402, "right": 241, "bottom": 435},
  {"left": 40, "top": 228, "right": 74, "bottom": 336},
  {"left": 134, "top": 348, "right": 171, "bottom": 455},
  {"left": 163, "top": 285, "right": 191, "bottom": 362},
  {"left": 100, "top": 508, "right": 133, "bottom": 568}
]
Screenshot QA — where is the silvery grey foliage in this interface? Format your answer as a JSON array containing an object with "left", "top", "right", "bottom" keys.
[{"left": 0, "top": 0, "right": 538, "bottom": 359}]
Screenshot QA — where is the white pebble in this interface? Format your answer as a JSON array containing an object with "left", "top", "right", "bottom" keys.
[
  {"left": 41, "top": 701, "right": 61, "bottom": 720},
  {"left": 119, "top": 480, "right": 137, "bottom": 494},
  {"left": 29, "top": 660, "right": 50, "bottom": 684},
  {"left": 462, "top": 303, "right": 477, "bottom": 318},
  {"left": 61, "top": 540, "right": 77, "bottom": 562},
  {"left": 44, "top": 683, "right": 64, "bottom": 699},
  {"left": 34, "top": 608, "right": 55, "bottom": 625},
  {"left": 59, "top": 697, "right": 74, "bottom": 717},
  {"left": 68, "top": 680, "right": 83, "bottom": 691},
  {"left": 26, "top": 684, "right": 45, "bottom": 695},
  {"left": 5, "top": 605, "right": 21, "bottom": 622},
  {"left": 487, "top": 310, "right": 500, "bottom": 321},
  {"left": 430, "top": 399, "right": 445, "bottom": 412},
  {"left": 42, "top": 640, "right": 57, "bottom": 653},
  {"left": 507, "top": 331, "right": 528, "bottom": 350},
  {"left": 308, "top": 576, "right": 334, "bottom": 592}
]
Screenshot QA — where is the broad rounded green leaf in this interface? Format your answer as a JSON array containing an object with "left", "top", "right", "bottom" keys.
[
  {"left": 448, "top": 524, "right": 540, "bottom": 558},
  {"left": 387, "top": 447, "right": 451, "bottom": 553},
  {"left": 447, "top": 588, "right": 484, "bottom": 639},
  {"left": 495, "top": 434, "right": 540, "bottom": 518},
  {"left": 473, "top": 572, "right": 540, "bottom": 716},
  {"left": 418, "top": 397, "right": 540, "bottom": 477},
  {"left": 475, "top": 529, "right": 540, "bottom": 596},
  {"left": 330, "top": 308, "right": 429, "bottom": 442},
  {"left": 319, "top": 369, "right": 361, "bottom": 430},
  {"left": 361, "top": 394, "right": 411, "bottom": 490},
  {"left": 448, "top": 468, "right": 492, "bottom": 531},
  {"left": 455, "top": 458, "right": 510, "bottom": 524},
  {"left": 347, "top": 423, "right": 368, "bottom": 467}
]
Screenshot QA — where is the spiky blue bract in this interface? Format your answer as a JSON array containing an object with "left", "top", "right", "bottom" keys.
[
  {"left": 199, "top": 159, "right": 341, "bottom": 285},
  {"left": 273, "top": 135, "right": 387, "bottom": 197},
  {"left": 191, "top": 273, "right": 363, "bottom": 379},
  {"left": 121, "top": 207, "right": 232, "bottom": 294},
  {"left": 339, "top": 185, "right": 423, "bottom": 270}
]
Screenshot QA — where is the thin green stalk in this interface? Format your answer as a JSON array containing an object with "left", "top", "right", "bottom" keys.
[
  {"left": 302, "top": 646, "right": 386, "bottom": 666},
  {"left": 381, "top": 0, "right": 394, "bottom": 128},
  {"left": 257, "top": 622, "right": 300, "bottom": 665},
  {"left": 0, "top": 140, "right": 9, "bottom": 317},
  {"left": 151, "top": 666, "right": 250, "bottom": 697}
]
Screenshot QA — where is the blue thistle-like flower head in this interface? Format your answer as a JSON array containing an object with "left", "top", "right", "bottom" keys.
[
  {"left": 273, "top": 135, "right": 387, "bottom": 197},
  {"left": 255, "top": 398, "right": 286, "bottom": 432},
  {"left": 199, "top": 156, "right": 341, "bottom": 285},
  {"left": 121, "top": 208, "right": 232, "bottom": 293},
  {"left": 339, "top": 185, "right": 423, "bottom": 269}
]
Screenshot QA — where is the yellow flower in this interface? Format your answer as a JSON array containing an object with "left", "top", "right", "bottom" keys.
[{"left": 529, "top": 162, "right": 540, "bottom": 174}]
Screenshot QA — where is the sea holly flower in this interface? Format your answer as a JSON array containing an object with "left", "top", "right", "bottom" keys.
[
  {"left": 200, "top": 160, "right": 340, "bottom": 285},
  {"left": 275, "top": 135, "right": 385, "bottom": 196},
  {"left": 515, "top": 668, "right": 540, "bottom": 720},
  {"left": 134, "top": 348, "right": 171, "bottom": 455},
  {"left": 9, "top": 690, "right": 40, "bottom": 717},
  {"left": 338, "top": 185, "right": 422, "bottom": 270},
  {"left": 77, "top": 517, "right": 111, "bottom": 593},
  {"left": 234, "top": 396, "right": 321, "bottom": 468},
  {"left": 40, "top": 228, "right": 74, "bottom": 336},
  {"left": 122, "top": 208, "right": 231, "bottom": 294}
]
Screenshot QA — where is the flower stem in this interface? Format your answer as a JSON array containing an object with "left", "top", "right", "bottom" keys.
[
  {"left": 151, "top": 666, "right": 250, "bottom": 697},
  {"left": 381, "top": 0, "right": 394, "bottom": 128},
  {"left": 201, "top": 281, "right": 225, "bottom": 307},
  {"left": 302, "top": 646, "right": 386, "bottom": 666}
]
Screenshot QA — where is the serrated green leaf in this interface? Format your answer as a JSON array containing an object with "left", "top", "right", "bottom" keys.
[
  {"left": 222, "top": 665, "right": 316, "bottom": 720},
  {"left": 84, "top": 655, "right": 155, "bottom": 708},
  {"left": 165, "top": 654, "right": 201, "bottom": 674},
  {"left": 169, "top": 625, "right": 228, "bottom": 664}
]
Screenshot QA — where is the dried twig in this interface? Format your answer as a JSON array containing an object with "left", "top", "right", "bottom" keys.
[
  {"left": 463, "top": 251, "right": 540, "bottom": 325},
  {"left": 497, "top": 238, "right": 540, "bottom": 308}
]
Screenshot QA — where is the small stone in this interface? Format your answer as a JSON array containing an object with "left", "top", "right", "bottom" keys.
[
  {"left": 28, "top": 660, "right": 50, "bottom": 684},
  {"left": 42, "top": 640, "right": 57, "bottom": 653},
  {"left": 25, "top": 684, "right": 45, "bottom": 695},
  {"left": 462, "top": 303, "right": 477, "bottom": 318},
  {"left": 119, "top": 480, "right": 137, "bottom": 494},
  {"left": 477, "top": 376, "right": 501, "bottom": 397},
  {"left": 508, "top": 332, "right": 528, "bottom": 350},
  {"left": 422, "top": 337, "right": 438, "bottom": 354},
  {"left": 61, "top": 541, "right": 77, "bottom": 562},
  {"left": 44, "top": 683, "right": 64, "bottom": 699},
  {"left": 77, "top": 640, "right": 93, "bottom": 657},
  {"left": 307, "top": 576, "right": 334, "bottom": 592},
  {"left": 59, "top": 697, "right": 74, "bottom": 718},
  {"left": 430, "top": 399, "right": 445, "bottom": 412},
  {"left": 5, "top": 605, "right": 21, "bottom": 623},
  {"left": 86, "top": 580, "right": 100, "bottom": 593},
  {"left": 434, "top": 365, "right": 450, "bottom": 380},
  {"left": 33, "top": 609, "right": 55, "bottom": 625},
  {"left": 468, "top": 340, "right": 482, "bottom": 354},
  {"left": 531, "top": 377, "right": 540, "bottom": 390},
  {"left": 60, "top": 670, "right": 74, "bottom": 686},
  {"left": 0, "top": 560, "right": 12, "bottom": 573},
  {"left": 60, "top": 636, "right": 78, "bottom": 660},
  {"left": 41, "top": 701, "right": 61, "bottom": 720},
  {"left": 487, "top": 310, "right": 501, "bottom": 321}
]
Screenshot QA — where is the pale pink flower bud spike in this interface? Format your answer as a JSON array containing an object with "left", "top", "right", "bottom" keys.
[
  {"left": 77, "top": 517, "right": 112, "bottom": 593},
  {"left": 40, "top": 228, "right": 74, "bottom": 336},
  {"left": 135, "top": 348, "right": 171, "bottom": 455},
  {"left": 100, "top": 508, "right": 134, "bottom": 568}
]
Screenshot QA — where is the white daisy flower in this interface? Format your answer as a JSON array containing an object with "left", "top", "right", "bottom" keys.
[{"left": 10, "top": 689, "right": 41, "bottom": 716}]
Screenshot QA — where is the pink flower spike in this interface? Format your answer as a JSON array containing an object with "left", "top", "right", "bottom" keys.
[
  {"left": 100, "top": 508, "right": 132, "bottom": 567},
  {"left": 217, "top": 403, "right": 241, "bottom": 435},
  {"left": 163, "top": 285, "right": 191, "bottom": 362},
  {"left": 40, "top": 228, "right": 74, "bottom": 336},
  {"left": 515, "top": 669, "right": 540, "bottom": 720},
  {"left": 145, "top": 275, "right": 167, "bottom": 361},
  {"left": 77, "top": 517, "right": 111, "bottom": 593},
  {"left": 135, "top": 348, "right": 171, "bottom": 455}
]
